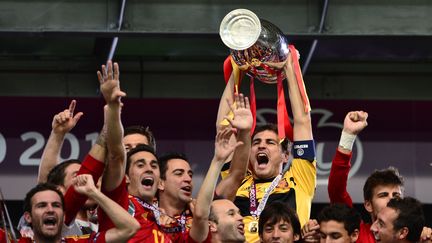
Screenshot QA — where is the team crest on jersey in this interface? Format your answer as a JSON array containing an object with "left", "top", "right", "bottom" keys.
[
  {"left": 141, "top": 212, "right": 149, "bottom": 220},
  {"left": 276, "top": 178, "right": 289, "bottom": 189}
]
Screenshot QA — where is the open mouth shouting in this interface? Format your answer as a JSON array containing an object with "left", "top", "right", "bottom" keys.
[
  {"left": 141, "top": 177, "right": 155, "bottom": 189},
  {"left": 256, "top": 152, "right": 269, "bottom": 168},
  {"left": 42, "top": 215, "right": 59, "bottom": 231}
]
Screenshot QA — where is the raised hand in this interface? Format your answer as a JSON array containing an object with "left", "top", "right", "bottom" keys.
[
  {"left": 72, "top": 174, "right": 97, "bottom": 196},
  {"left": 52, "top": 100, "right": 83, "bottom": 135},
  {"left": 342, "top": 111, "right": 368, "bottom": 135},
  {"left": 224, "top": 93, "right": 253, "bottom": 131},
  {"left": 97, "top": 60, "right": 126, "bottom": 104},
  {"left": 214, "top": 128, "right": 243, "bottom": 163}
]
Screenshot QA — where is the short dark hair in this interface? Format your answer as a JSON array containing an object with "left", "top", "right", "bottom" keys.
[
  {"left": 387, "top": 197, "right": 425, "bottom": 242},
  {"left": 258, "top": 201, "right": 301, "bottom": 240},
  {"left": 126, "top": 144, "right": 158, "bottom": 175},
  {"left": 252, "top": 124, "right": 291, "bottom": 153},
  {"left": 23, "top": 183, "right": 65, "bottom": 213},
  {"left": 124, "top": 125, "right": 156, "bottom": 151},
  {"left": 363, "top": 167, "right": 404, "bottom": 201},
  {"left": 158, "top": 152, "right": 189, "bottom": 180},
  {"left": 46, "top": 159, "right": 81, "bottom": 186},
  {"left": 317, "top": 204, "right": 361, "bottom": 235}
]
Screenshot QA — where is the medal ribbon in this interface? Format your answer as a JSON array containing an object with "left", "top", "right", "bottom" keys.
[
  {"left": 249, "top": 174, "right": 283, "bottom": 218},
  {"left": 160, "top": 211, "right": 187, "bottom": 233},
  {"left": 134, "top": 196, "right": 161, "bottom": 225}
]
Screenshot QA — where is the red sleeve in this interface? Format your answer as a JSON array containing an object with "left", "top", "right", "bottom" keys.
[
  {"left": 64, "top": 154, "right": 105, "bottom": 225},
  {"left": 0, "top": 229, "right": 5, "bottom": 243},
  {"left": 328, "top": 149, "right": 353, "bottom": 207},
  {"left": 97, "top": 178, "right": 129, "bottom": 232}
]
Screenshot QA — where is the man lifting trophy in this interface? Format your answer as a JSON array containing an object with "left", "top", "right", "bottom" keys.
[
  {"left": 219, "top": 9, "right": 310, "bottom": 141},
  {"left": 218, "top": 9, "right": 315, "bottom": 243}
]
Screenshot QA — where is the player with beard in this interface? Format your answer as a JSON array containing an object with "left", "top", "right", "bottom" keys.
[
  {"left": 19, "top": 175, "right": 139, "bottom": 243},
  {"left": 18, "top": 99, "right": 107, "bottom": 238},
  {"left": 157, "top": 153, "right": 194, "bottom": 235},
  {"left": 217, "top": 51, "right": 316, "bottom": 243}
]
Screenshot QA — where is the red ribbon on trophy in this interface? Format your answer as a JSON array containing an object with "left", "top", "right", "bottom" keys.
[{"left": 220, "top": 9, "right": 311, "bottom": 143}]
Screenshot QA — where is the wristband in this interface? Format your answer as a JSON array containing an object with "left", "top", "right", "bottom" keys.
[{"left": 339, "top": 131, "right": 356, "bottom": 151}]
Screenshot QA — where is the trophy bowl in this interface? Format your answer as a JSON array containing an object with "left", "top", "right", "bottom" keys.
[{"left": 220, "top": 9, "right": 289, "bottom": 84}]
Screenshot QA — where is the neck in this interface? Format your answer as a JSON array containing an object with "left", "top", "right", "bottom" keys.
[
  {"left": 159, "top": 193, "right": 186, "bottom": 217},
  {"left": 128, "top": 186, "right": 154, "bottom": 204}
]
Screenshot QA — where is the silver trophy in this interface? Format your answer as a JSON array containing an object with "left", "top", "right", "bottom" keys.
[{"left": 220, "top": 9, "right": 289, "bottom": 84}]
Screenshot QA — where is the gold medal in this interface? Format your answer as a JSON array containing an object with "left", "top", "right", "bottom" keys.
[{"left": 248, "top": 220, "right": 258, "bottom": 233}]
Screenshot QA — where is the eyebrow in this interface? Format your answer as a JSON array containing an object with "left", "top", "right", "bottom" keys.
[
  {"left": 135, "top": 158, "right": 158, "bottom": 165},
  {"left": 253, "top": 138, "right": 278, "bottom": 142}
]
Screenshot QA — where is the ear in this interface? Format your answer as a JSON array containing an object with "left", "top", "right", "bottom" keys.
[
  {"left": 281, "top": 151, "right": 290, "bottom": 163},
  {"left": 397, "top": 227, "right": 409, "bottom": 240},
  {"left": 209, "top": 221, "right": 218, "bottom": 233},
  {"left": 57, "top": 185, "right": 66, "bottom": 195},
  {"left": 158, "top": 179, "right": 165, "bottom": 191},
  {"left": 350, "top": 229, "right": 359, "bottom": 243},
  {"left": 125, "top": 174, "right": 131, "bottom": 184},
  {"left": 24, "top": 211, "right": 32, "bottom": 225},
  {"left": 293, "top": 233, "right": 300, "bottom": 241},
  {"left": 364, "top": 200, "right": 373, "bottom": 214}
]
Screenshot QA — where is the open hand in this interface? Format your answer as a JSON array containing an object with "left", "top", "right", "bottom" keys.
[{"left": 97, "top": 60, "right": 126, "bottom": 104}]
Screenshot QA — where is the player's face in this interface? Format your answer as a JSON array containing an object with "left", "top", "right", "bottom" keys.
[
  {"left": 261, "top": 219, "right": 299, "bottom": 243},
  {"left": 365, "top": 184, "right": 402, "bottom": 221},
  {"left": 24, "top": 190, "right": 64, "bottom": 242},
  {"left": 250, "top": 130, "right": 285, "bottom": 179},
  {"left": 371, "top": 207, "right": 399, "bottom": 243},
  {"left": 159, "top": 158, "right": 193, "bottom": 205},
  {"left": 127, "top": 151, "right": 160, "bottom": 203},
  {"left": 123, "top": 133, "right": 149, "bottom": 152},
  {"left": 212, "top": 200, "right": 245, "bottom": 242},
  {"left": 319, "top": 220, "right": 358, "bottom": 243}
]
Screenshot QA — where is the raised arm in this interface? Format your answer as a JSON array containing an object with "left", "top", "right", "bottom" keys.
[
  {"left": 73, "top": 174, "right": 140, "bottom": 243},
  {"left": 215, "top": 93, "right": 252, "bottom": 200},
  {"left": 189, "top": 128, "right": 243, "bottom": 242},
  {"left": 97, "top": 61, "right": 127, "bottom": 192},
  {"left": 63, "top": 122, "right": 108, "bottom": 225},
  {"left": 328, "top": 111, "right": 368, "bottom": 206},
  {"left": 216, "top": 72, "right": 235, "bottom": 131},
  {"left": 38, "top": 100, "right": 83, "bottom": 183},
  {"left": 284, "top": 53, "right": 312, "bottom": 141}
]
